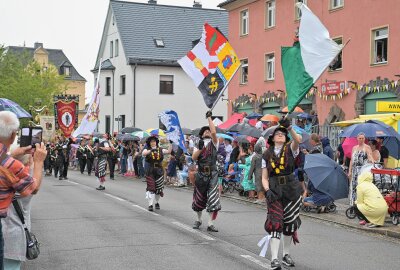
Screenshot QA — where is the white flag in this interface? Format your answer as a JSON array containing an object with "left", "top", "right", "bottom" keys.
[{"left": 72, "top": 62, "right": 102, "bottom": 137}]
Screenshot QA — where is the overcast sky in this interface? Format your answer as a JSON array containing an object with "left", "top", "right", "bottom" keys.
[{"left": 0, "top": 0, "right": 223, "bottom": 102}]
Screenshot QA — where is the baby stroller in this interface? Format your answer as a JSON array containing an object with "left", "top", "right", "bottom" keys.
[
  {"left": 221, "top": 162, "right": 242, "bottom": 194},
  {"left": 302, "top": 181, "right": 337, "bottom": 213}
]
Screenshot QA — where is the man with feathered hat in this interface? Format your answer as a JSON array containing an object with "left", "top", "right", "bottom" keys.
[{"left": 192, "top": 111, "right": 221, "bottom": 232}]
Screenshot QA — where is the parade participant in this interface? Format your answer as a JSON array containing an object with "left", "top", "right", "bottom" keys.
[
  {"left": 261, "top": 118, "right": 302, "bottom": 269},
  {"left": 95, "top": 134, "right": 111, "bottom": 190},
  {"left": 107, "top": 138, "right": 118, "bottom": 180},
  {"left": 44, "top": 143, "right": 52, "bottom": 176},
  {"left": 85, "top": 139, "right": 95, "bottom": 176},
  {"left": 142, "top": 136, "right": 172, "bottom": 211},
  {"left": 76, "top": 140, "right": 87, "bottom": 174},
  {"left": 192, "top": 111, "right": 221, "bottom": 232}
]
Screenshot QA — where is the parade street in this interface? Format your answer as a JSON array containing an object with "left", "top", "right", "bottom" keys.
[{"left": 24, "top": 171, "right": 400, "bottom": 270}]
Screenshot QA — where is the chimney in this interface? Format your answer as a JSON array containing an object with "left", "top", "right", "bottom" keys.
[
  {"left": 193, "top": 1, "right": 202, "bottom": 8},
  {"left": 34, "top": 42, "right": 43, "bottom": 49},
  {"left": 148, "top": 0, "right": 157, "bottom": 4}
]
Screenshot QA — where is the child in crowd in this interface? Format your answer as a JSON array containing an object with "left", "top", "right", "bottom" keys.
[{"left": 166, "top": 152, "right": 178, "bottom": 185}]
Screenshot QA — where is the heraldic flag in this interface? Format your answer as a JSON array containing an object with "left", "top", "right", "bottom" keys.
[
  {"left": 178, "top": 23, "right": 240, "bottom": 108},
  {"left": 282, "top": 3, "right": 343, "bottom": 113}
]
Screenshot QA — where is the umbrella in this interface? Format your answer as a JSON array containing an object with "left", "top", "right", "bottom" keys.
[
  {"left": 280, "top": 106, "right": 303, "bottom": 113},
  {"left": 146, "top": 128, "right": 166, "bottom": 136},
  {"left": 296, "top": 112, "right": 313, "bottom": 119},
  {"left": 217, "top": 133, "right": 234, "bottom": 141},
  {"left": 181, "top": 128, "right": 193, "bottom": 135},
  {"left": 238, "top": 126, "right": 262, "bottom": 138},
  {"left": 119, "top": 133, "right": 139, "bottom": 142},
  {"left": 245, "top": 112, "right": 263, "bottom": 119},
  {"left": 132, "top": 131, "right": 150, "bottom": 139},
  {"left": 227, "top": 123, "right": 253, "bottom": 132},
  {"left": 304, "top": 153, "right": 349, "bottom": 200},
  {"left": 342, "top": 137, "right": 358, "bottom": 159},
  {"left": 235, "top": 135, "right": 251, "bottom": 144},
  {"left": 213, "top": 118, "right": 223, "bottom": 126},
  {"left": 340, "top": 122, "right": 391, "bottom": 138},
  {"left": 261, "top": 125, "right": 279, "bottom": 138},
  {"left": 0, "top": 98, "right": 32, "bottom": 119},
  {"left": 120, "top": 127, "right": 142, "bottom": 133},
  {"left": 292, "top": 125, "right": 312, "bottom": 149},
  {"left": 366, "top": 120, "right": 400, "bottom": 159},
  {"left": 260, "top": 114, "right": 280, "bottom": 122}
]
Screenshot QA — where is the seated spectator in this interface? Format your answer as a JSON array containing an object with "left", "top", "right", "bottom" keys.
[
  {"left": 355, "top": 171, "right": 388, "bottom": 228},
  {"left": 303, "top": 181, "right": 334, "bottom": 213},
  {"left": 0, "top": 111, "right": 47, "bottom": 268}
]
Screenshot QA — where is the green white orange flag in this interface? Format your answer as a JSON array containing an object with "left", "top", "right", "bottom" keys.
[
  {"left": 178, "top": 23, "right": 240, "bottom": 108},
  {"left": 282, "top": 3, "right": 343, "bottom": 113}
]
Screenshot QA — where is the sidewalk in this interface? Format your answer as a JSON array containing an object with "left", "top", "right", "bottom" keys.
[{"left": 168, "top": 184, "right": 400, "bottom": 240}]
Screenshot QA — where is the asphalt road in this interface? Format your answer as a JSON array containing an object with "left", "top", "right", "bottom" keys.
[{"left": 22, "top": 171, "right": 400, "bottom": 270}]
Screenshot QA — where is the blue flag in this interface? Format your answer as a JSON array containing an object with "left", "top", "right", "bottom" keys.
[{"left": 158, "top": 110, "right": 187, "bottom": 153}]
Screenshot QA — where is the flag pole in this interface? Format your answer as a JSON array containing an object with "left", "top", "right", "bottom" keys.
[
  {"left": 210, "top": 64, "right": 241, "bottom": 112},
  {"left": 285, "top": 38, "right": 351, "bottom": 117}
]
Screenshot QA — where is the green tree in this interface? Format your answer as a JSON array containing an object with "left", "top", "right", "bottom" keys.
[{"left": 0, "top": 46, "right": 66, "bottom": 114}]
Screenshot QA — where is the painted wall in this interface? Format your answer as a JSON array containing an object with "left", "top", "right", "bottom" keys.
[
  {"left": 224, "top": 0, "right": 400, "bottom": 123},
  {"left": 64, "top": 80, "right": 86, "bottom": 122}
]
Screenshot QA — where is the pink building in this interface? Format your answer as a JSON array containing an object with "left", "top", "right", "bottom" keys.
[{"left": 219, "top": 0, "right": 400, "bottom": 124}]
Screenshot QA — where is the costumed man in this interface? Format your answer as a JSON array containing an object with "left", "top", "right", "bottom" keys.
[
  {"left": 260, "top": 118, "right": 302, "bottom": 270},
  {"left": 86, "top": 139, "right": 95, "bottom": 176},
  {"left": 107, "top": 138, "right": 118, "bottom": 180},
  {"left": 95, "top": 134, "right": 111, "bottom": 190},
  {"left": 77, "top": 140, "right": 87, "bottom": 174},
  {"left": 192, "top": 111, "right": 221, "bottom": 232},
  {"left": 142, "top": 136, "right": 172, "bottom": 211}
]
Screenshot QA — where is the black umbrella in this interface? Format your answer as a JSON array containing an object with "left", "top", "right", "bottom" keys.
[
  {"left": 261, "top": 125, "right": 279, "bottom": 138},
  {"left": 227, "top": 123, "right": 253, "bottom": 132},
  {"left": 119, "top": 133, "right": 139, "bottom": 142},
  {"left": 239, "top": 126, "right": 262, "bottom": 138},
  {"left": 120, "top": 127, "right": 142, "bottom": 134},
  {"left": 192, "top": 127, "right": 226, "bottom": 136},
  {"left": 181, "top": 128, "right": 193, "bottom": 135},
  {"left": 235, "top": 135, "right": 250, "bottom": 144}
]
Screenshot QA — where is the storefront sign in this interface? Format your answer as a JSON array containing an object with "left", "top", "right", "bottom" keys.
[
  {"left": 376, "top": 101, "right": 400, "bottom": 112},
  {"left": 320, "top": 81, "right": 346, "bottom": 95}
]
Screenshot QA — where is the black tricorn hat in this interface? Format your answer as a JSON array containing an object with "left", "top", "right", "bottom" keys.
[
  {"left": 267, "top": 126, "right": 290, "bottom": 145},
  {"left": 146, "top": 135, "right": 159, "bottom": 147},
  {"left": 198, "top": 126, "right": 211, "bottom": 138}
]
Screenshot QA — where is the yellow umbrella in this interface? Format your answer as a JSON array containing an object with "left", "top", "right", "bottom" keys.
[{"left": 146, "top": 128, "right": 166, "bottom": 137}]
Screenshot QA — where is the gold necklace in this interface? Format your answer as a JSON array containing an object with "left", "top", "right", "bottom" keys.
[{"left": 270, "top": 144, "right": 286, "bottom": 174}]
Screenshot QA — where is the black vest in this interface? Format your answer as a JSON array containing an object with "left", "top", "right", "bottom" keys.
[
  {"left": 263, "top": 143, "right": 295, "bottom": 176},
  {"left": 197, "top": 141, "right": 217, "bottom": 170}
]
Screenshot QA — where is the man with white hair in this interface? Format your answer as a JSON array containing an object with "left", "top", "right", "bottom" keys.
[{"left": 0, "top": 111, "right": 47, "bottom": 268}]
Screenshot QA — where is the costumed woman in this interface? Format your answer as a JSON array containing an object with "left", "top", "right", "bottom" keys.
[
  {"left": 260, "top": 118, "right": 302, "bottom": 270},
  {"left": 95, "top": 134, "right": 111, "bottom": 190},
  {"left": 142, "top": 136, "right": 172, "bottom": 211},
  {"left": 192, "top": 111, "right": 221, "bottom": 232}
]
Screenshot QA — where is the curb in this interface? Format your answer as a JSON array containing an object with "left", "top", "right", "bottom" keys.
[{"left": 167, "top": 184, "right": 400, "bottom": 240}]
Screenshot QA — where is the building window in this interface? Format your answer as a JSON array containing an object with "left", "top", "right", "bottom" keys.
[
  {"left": 105, "top": 115, "right": 110, "bottom": 134},
  {"left": 64, "top": 67, "right": 71, "bottom": 77},
  {"left": 120, "top": 75, "right": 126, "bottom": 94},
  {"left": 120, "top": 115, "right": 125, "bottom": 129},
  {"left": 105, "top": 77, "right": 111, "bottom": 96},
  {"left": 110, "top": 41, "right": 114, "bottom": 58},
  {"left": 154, "top": 38, "right": 165, "bottom": 48},
  {"left": 372, "top": 27, "right": 388, "bottom": 64},
  {"left": 240, "top": 59, "right": 248, "bottom": 84},
  {"left": 295, "top": 0, "right": 307, "bottom": 20},
  {"left": 240, "top": 9, "right": 249, "bottom": 36},
  {"left": 160, "top": 75, "right": 174, "bottom": 94},
  {"left": 115, "top": 39, "right": 119, "bottom": 57},
  {"left": 265, "top": 0, "right": 276, "bottom": 28},
  {"left": 329, "top": 38, "right": 343, "bottom": 71},
  {"left": 330, "top": 0, "right": 344, "bottom": 9},
  {"left": 265, "top": 53, "right": 275, "bottom": 81}
]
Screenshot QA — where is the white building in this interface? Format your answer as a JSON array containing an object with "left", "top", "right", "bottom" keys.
[{"left": 93, "top": 0, "right": 228, "bottom": 133}]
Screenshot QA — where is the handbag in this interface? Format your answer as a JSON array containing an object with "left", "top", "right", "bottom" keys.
[{"left": 12, "top": 198, "right": 40, "bottom": 260}]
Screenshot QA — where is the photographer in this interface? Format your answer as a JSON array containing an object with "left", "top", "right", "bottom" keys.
[{"left": 0, "top": 111, "right": 47, "bottom": 269}]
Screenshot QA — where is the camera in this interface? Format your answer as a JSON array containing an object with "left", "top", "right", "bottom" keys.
[{"left": 20, "top": 127, "right": 43, "bottom": 148}]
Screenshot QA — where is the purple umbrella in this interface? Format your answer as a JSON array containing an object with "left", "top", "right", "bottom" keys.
[{"left": 0, "top": 98, "right": 32, "bottom": 119}]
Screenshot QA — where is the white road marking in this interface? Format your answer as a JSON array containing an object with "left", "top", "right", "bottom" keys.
[
  {"left": 172, "top": 221, "right": 215, "bottom": 241},
  {"left": 104, "top": 193, "right": 126, "bottom": 202},
  {"left": 240, "top": 255, "right": 271, "bottom": 269},
  {"left": 131, "top": 204, "right": 160, "bottom": 216},
  {"left": 65, "top": 180, "right": 78, "bottom": 185}
]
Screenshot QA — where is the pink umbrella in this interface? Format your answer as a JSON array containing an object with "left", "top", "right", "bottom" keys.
[{"left": 342, "top": 137, "right": 369, "bottom": 158}]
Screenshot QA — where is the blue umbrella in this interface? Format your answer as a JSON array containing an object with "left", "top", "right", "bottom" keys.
[
  {"left": 245, "top": 112, "right": 263, "bottom": 119},
  {"left": 304, "top": 153, "right": 349, "bottom": 200},
  {"left": 366, "top": 120, "right": 400, "bottom": 159},
  {"left": 296, "top": 112, "right": 312, "bottom": 119},
  {"left": 340, "top": 122, "right": 391, "bottom": 138},
  {"left": 292, "top": 125, "right": 312, "bottom": 150},
  {"left": 217, "top": 133, "right": 234, "bottom": 141},
  {"left": 0, "top": 98, "right": 32, "bottom": 119}
]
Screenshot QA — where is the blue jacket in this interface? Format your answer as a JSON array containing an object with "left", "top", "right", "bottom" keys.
[{"left": 321, "top": 137, "right": 334, "bottom": 160}]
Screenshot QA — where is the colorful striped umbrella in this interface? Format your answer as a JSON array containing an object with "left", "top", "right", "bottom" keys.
[{"left": 146, "top": 128, "right": 166, "bottom": 137}]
